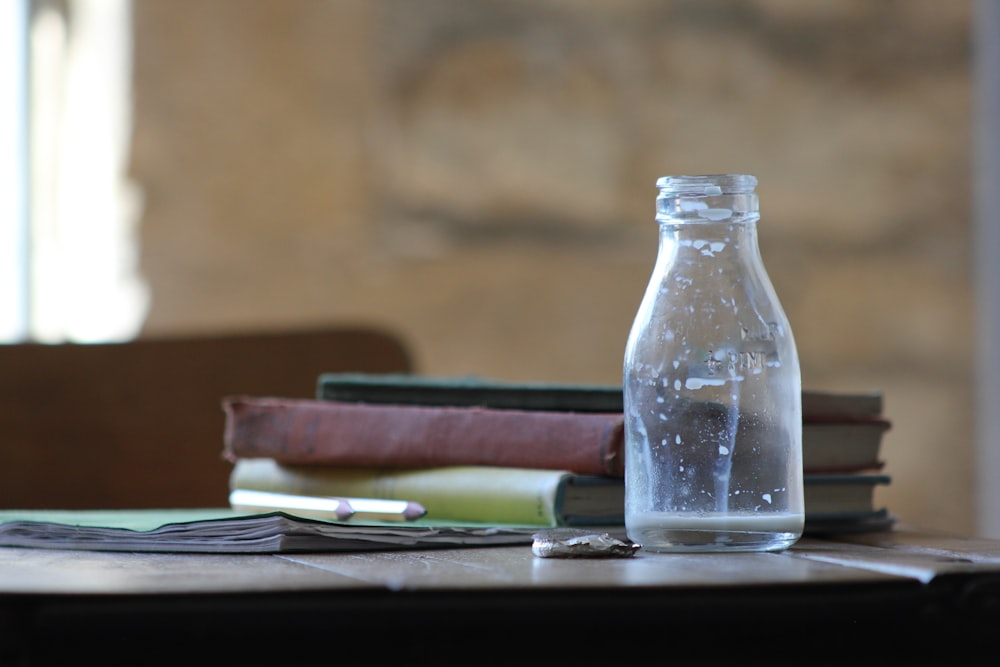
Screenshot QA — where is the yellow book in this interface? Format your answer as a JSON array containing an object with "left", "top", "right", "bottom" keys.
[
  {"left": 229, "top": 459, "right": 625, "bottom": 527},
  {"left": 229, "top": 459, "right": 895, "bottom": 534}
]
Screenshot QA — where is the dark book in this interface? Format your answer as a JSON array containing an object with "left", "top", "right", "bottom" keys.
[
  {"left": 802, "top": 420, "right": 891, "bottom": 473},
  {"left": 804, "top": 509, "right": 896, "bottom": 535},
  {"left": 800, "top": 390, "right": 883, "bottom": 421},
  {"left": 803, "top": 473, "right": 891, "bottom": 516}
]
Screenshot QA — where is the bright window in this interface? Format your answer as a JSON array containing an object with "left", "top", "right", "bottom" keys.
[
  {"left": 0, "top": 0, "right": 28, "bottom": 341},
  {"left": 2, "top": 0, "right": 148, "bottom": 344}
]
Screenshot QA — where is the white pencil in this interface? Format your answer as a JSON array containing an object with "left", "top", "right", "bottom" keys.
[{"left": 228, "top": 488, "right": 427, "bottom": 522}]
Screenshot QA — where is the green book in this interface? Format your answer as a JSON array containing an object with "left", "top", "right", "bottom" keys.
[
  {"left": 317, "top": 373, "right": 624, "bottom": 412},
  {"left": 316, "top": 373, "right": 885, "bottom": 421},
  {"left": 0, "top": 508, "right": 540, "bottom": 554}
]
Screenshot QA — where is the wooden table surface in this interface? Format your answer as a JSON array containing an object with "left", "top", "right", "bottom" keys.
[{"left": 3, "top": 525, "right": 999, "bottom": 665}]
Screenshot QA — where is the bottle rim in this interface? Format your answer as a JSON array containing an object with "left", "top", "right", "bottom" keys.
[{"left": 655, "top": 174, "right": 757, "bottom": 195}]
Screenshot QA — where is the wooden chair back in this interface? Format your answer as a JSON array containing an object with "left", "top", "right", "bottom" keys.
[{"left": 0, "top": 327, "right": 413, "bottom": 509}]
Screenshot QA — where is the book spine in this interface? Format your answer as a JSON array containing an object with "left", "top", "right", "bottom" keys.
[
  {"left": 229, "top": 459, "right": 567, "bottom": 526},
  {"left": 222, "top": 396, "right": 625, "bottom": 477}
]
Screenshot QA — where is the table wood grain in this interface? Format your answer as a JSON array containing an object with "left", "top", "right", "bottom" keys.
[{"left": 2, "top": 526, "right": 999, "bottom": 665}]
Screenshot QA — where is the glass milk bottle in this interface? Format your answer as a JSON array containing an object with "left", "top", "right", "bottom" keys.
[{"left": 623, "top": 174, "right": 804, "bottom": 552}]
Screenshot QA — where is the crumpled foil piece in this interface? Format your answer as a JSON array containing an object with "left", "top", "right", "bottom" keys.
[{"left": 531, "top": 528, "right": 641, "bottom": 559}]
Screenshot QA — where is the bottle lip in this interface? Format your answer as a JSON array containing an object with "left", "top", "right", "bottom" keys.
[{"left": 655, "top": 174, "right": 757, "bottom": 195}]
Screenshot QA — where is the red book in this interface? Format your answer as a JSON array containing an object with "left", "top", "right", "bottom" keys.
[{"left": 222, "top": 396, "right": 626, "bottom": 477}]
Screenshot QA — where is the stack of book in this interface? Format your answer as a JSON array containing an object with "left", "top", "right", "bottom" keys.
[
  {"left": 223, "top": 374, "right": 894, "bottom": 534},
  {"left": 798, "top": 389, "right": 893, "bottom": 533}
]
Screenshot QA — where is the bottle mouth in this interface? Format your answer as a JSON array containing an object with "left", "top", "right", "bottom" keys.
[
  {"left": 655, "top": 174, "right": 757, "bottom": 195},
  {"left": 655, "top": 174, "right": 759, "bottom": 223}
]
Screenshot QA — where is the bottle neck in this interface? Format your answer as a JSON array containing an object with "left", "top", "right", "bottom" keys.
[{"left": 657, "top": 219, "right": 759, "bottom": 260}]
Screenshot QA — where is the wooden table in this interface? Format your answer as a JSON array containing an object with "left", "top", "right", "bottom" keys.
[{"left": 3, "top": 525, "right": 1000, "bottom": 664}]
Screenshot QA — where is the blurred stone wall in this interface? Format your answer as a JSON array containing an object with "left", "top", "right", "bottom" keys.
[{"left": 128, "top": 0, "right": 975, "bottom": 534}]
